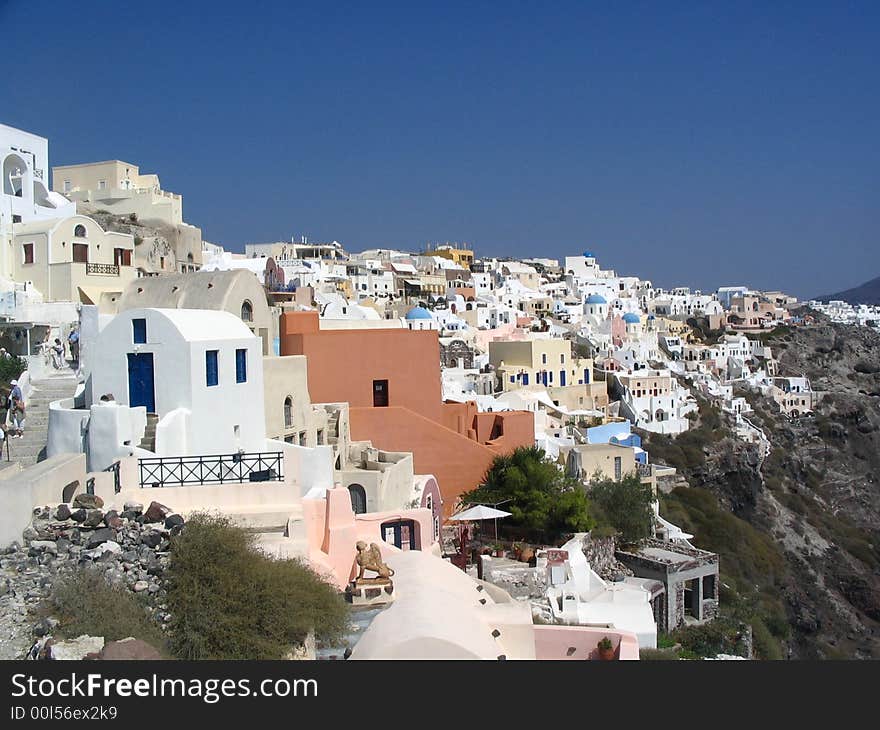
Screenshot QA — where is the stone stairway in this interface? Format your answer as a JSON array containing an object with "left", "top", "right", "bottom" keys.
[
  {"left": 138, "top": 413, "right": 159, "bottom": 451},
  {"left": 4, "top": 376, "right": 79, "bottom": 468}
]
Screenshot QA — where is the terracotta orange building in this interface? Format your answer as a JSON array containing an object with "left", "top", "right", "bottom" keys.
[{"left": 280, "top": 311, "right": 534, "bottom": 517}]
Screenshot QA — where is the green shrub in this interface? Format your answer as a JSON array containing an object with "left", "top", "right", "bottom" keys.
[
  {"left": 165, "top": 513, "right": 349, "bottom": 660},
  {"left": 672, "top": 618, "right": 748, "bottom": 658},
  {"left": 588, "top": 472, "right": 654, "bottom": 544},
  {"left": 39, "top": 569, "right": 167, "bottom": 652},
  {"left": 751, "top": 618, "right": 783, "bottom": 659},
  {"left": 0, "top": 355, "right": 27, "bottom": 387},
  {"left": 589, "top": 524, "right": 618, "bottom": 540},
  {"left": 639, "top": 648, "right": 678, "bottom": 660}
]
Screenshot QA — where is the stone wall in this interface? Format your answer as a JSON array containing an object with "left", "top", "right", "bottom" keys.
[{"left": 581, "top": 533, "right": 634, "bottom": 580}]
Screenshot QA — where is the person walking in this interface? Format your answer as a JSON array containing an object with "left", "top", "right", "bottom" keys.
[
  {"left": 67, "top": 326, "right": 79, "bottom": 367},
  {"left": 51, "top": 338, "right": 64, "bottom": 369},
  {"left": 9, "top": 379, "right": 24, "bottom": 438}
]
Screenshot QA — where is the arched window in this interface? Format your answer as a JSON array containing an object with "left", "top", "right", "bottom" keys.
[
  {"left": 241, "top": 300, "right": 253, "bottom": 322},
  {"left": 348, "top": 484, "right": 367, "bottom": 515},
  {"left": 74, "top": 224, "right": 87, "bottom": 238},
  {"left": 283, "top": 396, "right": 293, "bottom": 428}
]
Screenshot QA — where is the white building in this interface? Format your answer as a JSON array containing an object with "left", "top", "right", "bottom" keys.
[
  {"left": 1, "top": 123, "right": 75, "bottom": 283},
  {"left": 614, "top": 369, "right": 696, "bottom": 434},
  {"left": 544, "top": 535, "right": 657, "bottom": 648},
  {"left": 89, "top": 308, "right": 266, "bottom": 457}
]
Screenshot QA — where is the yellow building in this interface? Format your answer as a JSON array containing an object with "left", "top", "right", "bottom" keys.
[
  {"left": 564, "top": 443, "right": 637, "bottom": 482},
  {"left": 424, "top": 244, "right": 474, "bottom": 270},
  {"left": 489, "top": 337, "right": 595, "bottom": 391},
  {"left": 52, "top": 160, "right": 183, "bottom": 226}
]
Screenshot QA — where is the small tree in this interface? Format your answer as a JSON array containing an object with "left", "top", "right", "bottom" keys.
[
  {"left": 463, "top": 446, "right": 594, "bottom": 542},
  {"left": 588, "top": 471, "right": 655, "bottom": 544}
]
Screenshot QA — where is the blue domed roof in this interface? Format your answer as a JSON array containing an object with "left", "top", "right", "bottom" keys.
[
  {"left": 585, "top": 294, "right": 607, "bottom": 304},
  {"left": 405, "top": 306, "right": 433, "bottom": 320},
  {"left": 582, "top": 251, "right": 595, "bottom": 258},
  {"left": 622, "top": 312, "right": 641, "bottom": 324}
]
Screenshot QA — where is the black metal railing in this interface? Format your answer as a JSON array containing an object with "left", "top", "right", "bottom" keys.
[
  {"left": 105, "top": 460, "right": 122, "bottom": 493},
  {"left": 138, "top": 451, "right": 284, "bottom": 488},
  {"left": 86, "top": 262, "right": 120, "bottom": 276}
]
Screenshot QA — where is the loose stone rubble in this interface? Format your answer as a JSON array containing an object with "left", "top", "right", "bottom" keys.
[{"left": 0, "top": 498, "right": 182, "bottom": 660}]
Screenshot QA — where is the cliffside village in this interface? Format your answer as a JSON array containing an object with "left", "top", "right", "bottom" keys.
[{"left": 0, "top": 121, "right": 846, "bottom": 659}]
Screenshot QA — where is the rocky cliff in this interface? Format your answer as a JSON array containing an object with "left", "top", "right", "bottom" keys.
[{"left": 643, "top": 316, "right": 880, "bottom": 658}]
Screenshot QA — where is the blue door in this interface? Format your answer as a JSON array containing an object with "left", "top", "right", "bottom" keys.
[
  {"left": 560, "top": 370, "right": 567, "bottom": 386},
  {"left": 381, "top": 519, "right": 418, "bottom": 550},
  {"left": 127, "top": 353, "right": 156, "bottom": 413}
]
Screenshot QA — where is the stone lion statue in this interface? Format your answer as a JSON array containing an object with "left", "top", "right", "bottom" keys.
[{"left": 356, "top": 541, "right": 395, "bottom": 580}]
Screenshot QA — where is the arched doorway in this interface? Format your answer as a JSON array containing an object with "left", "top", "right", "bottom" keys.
[
  {"left": 283, "top": 395, "right": 293, "bottom": 428},
  {"left": 381, "top": 519, "right": 419, "bottom": 550},
  {"left": 3, "top": 153, "right": 29, "bottom": 198},
  {"left": 348, "top": 484, "right": 367, "bottom": 514}
]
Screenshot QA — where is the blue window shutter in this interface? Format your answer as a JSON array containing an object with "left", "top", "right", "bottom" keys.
[
  {"left": 206, "top": 350, "right": 219, "bottom": 386},
  {"left": 235, "top": 348, "right": 247, "bottom": 383},
  {"left": 132, "top": 318, "right": 147, "bottom": 344}
]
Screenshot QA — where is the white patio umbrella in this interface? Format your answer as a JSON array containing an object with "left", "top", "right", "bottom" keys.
[
  {"left": 449, "top": 504, "right": 512, "bottom": 541},
  {"left": 449, "top": 505, "right": 512, "bottom": 521}
]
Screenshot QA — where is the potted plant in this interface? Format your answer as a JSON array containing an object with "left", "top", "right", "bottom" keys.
[
  {"left": 597, "top": 636, "right": 615, "bottom": 661},
  {"left": 493, "top": 543, "right": 505, "bottom": 558}
]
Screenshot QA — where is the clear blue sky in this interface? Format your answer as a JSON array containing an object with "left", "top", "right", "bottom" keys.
[{"left": 2, "top": 1, "right": 877, "bottom": 298}]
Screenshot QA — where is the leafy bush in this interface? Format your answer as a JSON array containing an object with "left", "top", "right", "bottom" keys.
[
  {"left": 39, "top": 569, "right": 167, "bottom": 652},
  {"left": 588, "top": 471, "right": 654, "bottom": 544},
  {"left": 165, "top": 513, "right": 349, "bottom": 660},
  {"left": 0, "top": 355, "right": 27, "bottom": 387},
  {"left": 672, "top": 617, "right": 749, "bottom": 658}
]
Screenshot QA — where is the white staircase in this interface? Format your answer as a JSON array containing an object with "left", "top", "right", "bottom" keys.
[{"left": 5, "top": 375, "right": 78, "bottom": 468}]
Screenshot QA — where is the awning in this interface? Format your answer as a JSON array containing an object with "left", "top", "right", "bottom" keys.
[
  {"left": 449, "top": 505, "right": 512, "bottom": 521},
  {"left": 403, "top": 279, "right": 422, "bottom": 286}
]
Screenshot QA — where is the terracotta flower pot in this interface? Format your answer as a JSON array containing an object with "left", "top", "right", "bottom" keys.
[{"left": 598, "top": 646, "right": 615, "bottom": 661}]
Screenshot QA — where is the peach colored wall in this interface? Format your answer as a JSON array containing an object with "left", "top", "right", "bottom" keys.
[
  {"left": 532, "top": 625, "right": 640, "bottom": 660},
  {"left": 350, "top": 406, "right": 504, "bottom": 518},
  {"left": 282, "top": 310, "right": 321, "bottom": 334},
  {"left": 474, "top": 323, "right": 525, "bottom": 352},
  {"left": 440, "top": 402, "right": 534, "bottom": 453},
  {"left": 611, "top": 315, "right": 626, "bottom": 346},
  {"left": 280, "top": 311, "right": 443, "bottom": 421},
  {"left": 302, "top": 486, "right": 434, "bottom": 589},
  {"left": 475, "top": 410, "right": 534, "bottom": 451}
]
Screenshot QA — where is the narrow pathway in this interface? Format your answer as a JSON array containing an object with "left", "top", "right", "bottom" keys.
[{"left": 4, "top": 375, "right": 78, "bottom": 468}]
